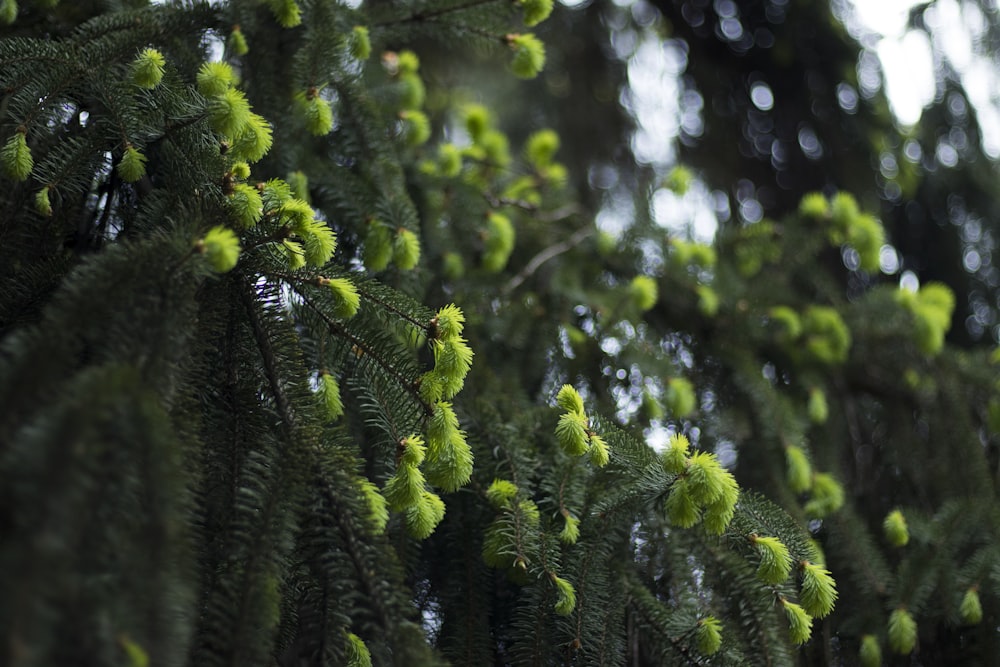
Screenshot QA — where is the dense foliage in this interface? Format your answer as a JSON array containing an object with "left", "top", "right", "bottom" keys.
[{"left": 1, "top": 1, "right": 999, "bottom": 665}]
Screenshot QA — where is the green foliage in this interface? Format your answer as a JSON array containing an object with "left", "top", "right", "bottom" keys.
[
  {"left": 507, "top": 33, "right": 546, "bottom": 79},
  {"left": 117, "top": 145, "right": 148, "bottom": 182},
  {"left": 751, "top": 535, "right": 793, "bottom": 585},
  {"left": 883, "top": 509, "right": 909, "bottom": 547},
  {"left": 960, "top": 587, "right": 983, "bottom": 625},
  {"left": 1, "top": 129, "right": 32, "bottom": 181},
  {"left": 696, "top": 616, "right": 722, "bottom": 655},
  {"left": 131, "top": 48, "right": 165, "bottom": 89},
  {"left": 888, "top": 607, "right": 918, "bottom": 654},
  {"left": 629, "top": 274, "right": 659, "bottom": 311},
  {"left": 350, "top": 26, "right": 371, "bottom": 61},
  {"left": 785, "top": 445, "right": 812, "bottom": 493},
  {"left": 781, "top": 598, "right": 813, "bottom": 645},
  {"left": 198, "top": 225, "right": 241, "bottom": 273},
  {"left": 345, "top": 632, "right": 372, "bottom": 667},
  {"left": 799, "top": 561, "right": 838, "bottom": 618},
  {"left": 3, "top": 1, "right": 998, "bottom": 665},
  {"left": 859, "top": 634, "right": 881, "bottom": 667},
  {"left": 519, "top": 0, "right": 554, "bottom": 27}
]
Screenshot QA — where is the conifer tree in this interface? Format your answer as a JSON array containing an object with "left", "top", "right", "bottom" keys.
[{"left": 1, "top": 2, "right": 998, "bottom": 666}]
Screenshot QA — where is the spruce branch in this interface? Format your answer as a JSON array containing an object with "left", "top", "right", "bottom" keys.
[
  {"left": 373, "top": 0, "right": 507, "bottom": 26},
  {"left": 294, "top": 286, "right": 435, "bottom": 416}
]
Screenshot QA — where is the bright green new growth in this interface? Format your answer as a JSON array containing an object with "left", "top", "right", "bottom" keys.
[
  {"left": 483, "top": 212, "right": 515, "bottom": 272},
  {"left": 629, "top": 275, "right": 659, "bottom": 311},
  {"left": 960, "top": 587, "right": 982, "bottom": 625},
  {"left": 35, "top": 186, "right": 52, "bottom": 216},
  {"left": 301, "top": 219, "right": 337, "bottom": 267},
  {"left": 804, "top": 472, "right": 844, "bottom": 518},
  {"left": 798, "top": 191, "right": 829, "bottom": 219},
  {"left": 283, "top": 239, "right": 307, "bottom": 270},
  {"left": 888, "top": 607, "right": 917, "bottom": 654},
  {"left": 318, "top": 372, "right": 343, "bottom": 421},
  {"left": 556, "top": 384, "right": 585, "bottom": 415},
  {"left": 555, "top": 411, "right": 589, "bottom": 456},
  {"left": 345, "top": 632, "right": 372, "bottom": 667},
  {"left": 588, "top": 433, "right": 610, "bottom": 467},
  {"left": 768, "top": 305, "right": 802, "bottom": 341},
  {"left": 228, "top": 183, "right": 263, "bottom": 228},
  {"left": 131, "top": 48, "right": 165, "bottom": 89},
  {"left": 799, "top": 561, "right": 837, "bottom": 618},
  {"left": 356, "top": 478, "right": 389, "bottom": 534},
  {"left": 229, "top": 113, "right": 273, "bottom": 163},
  {"left": 781, "top": 598, "right": 813, "bottom": 645},
  {"left": 401, "top": 110, "right": 431, "bottom": 147},
  {"left": 405, "top": 490, "right": 446, "bottom": 538},
  {"left": 829, "top": 191, "right": 858, "bottom": 230},
  {"left": 519, "top": 0, "right": 554, "bottom": 27},
  {"left": 807, "top": 386, "right": 828, "bottom": 424},
  {"left": 396, "top": 71, "right": 425, "bottom": 111},
  {"left": 696, "top": 616, "right": 722, "bottom": 655},
  {"left": 664, "top": 377, "right": 696, "bottom": 418},
  {"left": 464, "top": 104, "right": 490, "bottom": 142},
  {"left": 424, "top": 402, "right": 474, "bottom": 492},
  {"left": 696, "top": 285, "right": 719, "bottom": 317},
  {"left": 432, "top": 304, "right": 465, "bottom": 340},
  {"left": 662, "top": 433, "right": 690, "bottom": 474},
  {"left": 319, "top": 278, "right": 361, "bottom": 320},
  {"left": 197, "top": 61, "right": 236, "bottom": 97},
  {"left": 268, "top": 0, "right": 301, "bottom": 27},
  {"left": 297, "top": 91, "right": 334, "bottom": 136},
  {"left": 508, "top": 34, "right": 546, "bottom": 79},
  {"left": 897, "top": 282, "right": 955, "bottom": 356},
  {"left": 685, "top": 452, "right": 728, "bottom": 504},
  {"left": 350, "top": 26, "right": 371, "bottom": 60},
  {"left": 785, "top": 445, "right": 812, "bottom": 493},
  {"left": 396, "top": 50, "right": 420, "bottom": 75},
  {"left": 883, "top": 509, "right": 909, "bottom": 547},
  {"left": 702, "top": 474, "right": 739, "bottom": 535},
  {"left": 664, "top": 479, "right": 700, "bottom": 528},
  {"left": 209, "top": 87, "right": 252, "bottom": 139},
  {"left": 363, "top": 223, "right": 393, "bottom": 271},
  {"left": 0, "top": 0, "right": 16, "bottom": 25},
  {"left": 392, "top": 228, "right": 421, "bottom": 269},
  {"left": 751, "top": 535, "right": 792, "bottom": 584},
  {"left": 2, "top": 130, "right": 33, "bottom": 181},
  {"left": 119, "top": 635, "right": 149, "bottom": 667},
  {"left": 429, "top": 336, "right": 474, "bottom": 399},
  {"left": 800, "top": 306, "right": 851, "bottom": 364},
  {"left": 486, "top": 479, "right": 518, "bottom": 507},
  {"left": 859, "top": 634, "right": 881, "bottom": 667},
  {"left": 665, "top": 165, "right": 693, "bottom": 195},
  {"left": 228, "top": 26, "right": 248, "bottom": 56},
  {"left": 400, "top": 435, "right": 427, "bottom": 467},
  {"left": 560, "top": 512, "right": 580, "bottom": 544},
  {"left": 383, "top": 462, "right": 425, "bottom": 510},
  {"left": 551, "top": 381, "right": 608, "bottom": 463},
  {"left": 526, "top": 129, "right": 559, "bottom": 167},
  {"left": 232, "top": 162, "right": 252, "bottom": 181},
  {"left": 199, "top": 226, "right": 241, "bottom": 273},
  {"left": 671, "top": 238, "right": 716, "bottom": 267},
  {"left": 437, "top": 144, "right": 463, "bottom": 178},
  {"left": 552, "top": 575, "right": 576, "bottom": 615}
]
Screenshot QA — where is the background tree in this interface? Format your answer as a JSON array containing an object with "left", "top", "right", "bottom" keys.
[{"left": 1, "top": 1, "right": 999, "bottom": 667}]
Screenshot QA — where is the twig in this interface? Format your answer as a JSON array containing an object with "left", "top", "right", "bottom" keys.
[{"left": 503, "top": 225, "right": 593, "bottom": 294}]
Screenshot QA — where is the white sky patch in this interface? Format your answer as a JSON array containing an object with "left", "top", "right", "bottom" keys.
[
  {"left": 626, "top": 38, "right": 684, "bottom": 166},
  {"left": 849, "top": 0, "right": 1000, "bottom": 156},
  {"left": 652, "top": 184, "right": 720, "bottom": 243},
  {"left": 875, "top": 30, "right": 935, "bottom": 126}
]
